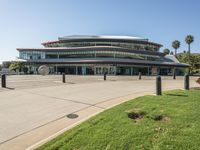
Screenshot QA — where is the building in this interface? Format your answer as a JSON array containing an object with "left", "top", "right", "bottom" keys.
[{"left": 17, "top": 35, "right": 189, "bottom": 75}]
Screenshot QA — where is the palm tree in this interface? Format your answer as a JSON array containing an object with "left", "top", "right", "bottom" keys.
[
  {"left": 185, "top": 35, "right": 194, "bottom": 62},
  {"left": 172, "top": 40, "right": 180, "bottom": 56},
  {"left": 163, "top": 48, "right": 170, "bottom": 55}
]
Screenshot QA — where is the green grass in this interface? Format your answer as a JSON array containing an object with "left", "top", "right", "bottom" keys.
[{"left": 37, "top": 89, "right": 200, "bottom": 150}]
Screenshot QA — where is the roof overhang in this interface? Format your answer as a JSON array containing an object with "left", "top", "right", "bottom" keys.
[{"left": 24, "top": 58, "right": 190, "bottom": 68}]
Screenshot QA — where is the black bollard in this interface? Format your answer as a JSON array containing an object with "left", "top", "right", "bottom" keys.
[
  {"left": 62, "top": 73, "right": 66, "bottom": 83},
  {"left": 184, "top": 74, "right": 189, "bottom": 90},
  {"left": 139, "top": 72, "right": 141, "bottom": 80},
  {"left": 156, "top": 76, "right": 162, "bottom": 95},
  {"left": 173, "top": 70, "right": 176, "bottom": 80},
  {"left": 1, "top": 74, "right": 6, "bottom": 88},
  {"left": 104, "top": 72, "right": 107, "bottom": 81}
]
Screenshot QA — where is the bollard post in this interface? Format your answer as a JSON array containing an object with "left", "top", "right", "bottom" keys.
[
  {"left": 184, "top": 74, "right": 189, "bottom": 90},
  {"left": 156, "top": 76, "right": 162, "bottom": 95},
  {"left": 139, "top": 72, "right": 141, "bottom": 80},
  {"left": 173, "top": 69, "right": 176, "bottom": 80},
  {"left": 104, "top": 72, "right": 107, "bottom": 81},
  {"left": 1, "top": 74, "right": 6, "bottom": 88},
  {"left": 62, "top": 73, "right": 66, "bottom": 83}
]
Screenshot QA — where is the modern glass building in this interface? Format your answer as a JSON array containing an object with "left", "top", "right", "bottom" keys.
[{"left": 17, "top": 35, "right": 189, "bottom": 75}]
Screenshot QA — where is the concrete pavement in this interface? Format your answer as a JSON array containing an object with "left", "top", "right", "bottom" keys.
[{"left": 0, "top": 75, "right": 199, "bottom": 150}]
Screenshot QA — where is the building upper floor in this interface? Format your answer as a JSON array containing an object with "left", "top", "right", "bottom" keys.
[
  {"left": 17, "top": 35, "right": 170, "bottom": 62},
  {"left": 17, "top": 46, "right": 173, "bottom": 63},
  {"left": 41, "top": 35, "right": 162, "bottom": 52}
]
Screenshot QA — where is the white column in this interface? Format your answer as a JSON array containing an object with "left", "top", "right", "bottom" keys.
[
  {"left": 55, "top": 65, "right": 58, "bottom": 74},
  {"left": 76, "top": 66, "right": 78, "bottom": 75},
  {"left": 131, "top": 67, "right": 133, "bottom": 76}
]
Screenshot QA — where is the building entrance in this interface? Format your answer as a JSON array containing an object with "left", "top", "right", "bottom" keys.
[{"left": 95, "top": 66, "right": 116, "bottom": 75}]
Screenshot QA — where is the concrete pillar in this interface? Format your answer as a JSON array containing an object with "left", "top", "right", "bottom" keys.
[
  {"left": 56, "top": 65, "right": 58, "bottom": 74},
  {"left": 131, "top": 67, "right": 133, "bottom": 76},
  {"left": 148, "top": 67, "right": 150, "bottom": 76},
  {"left": 76, "top": 66, "right": 78, "bottom": 75},
  {"left": 82, "top": 66, "right": 86, "bottom": 75}
]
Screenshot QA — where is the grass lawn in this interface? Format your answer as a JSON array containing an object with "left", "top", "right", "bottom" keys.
[{"left": 37, "top": 89, "right": 200, "bottom": 150}]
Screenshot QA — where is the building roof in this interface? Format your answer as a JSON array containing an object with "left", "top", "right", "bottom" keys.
[
  {"left": 164, "top": 55, "right": 180, "bottom": 63},
  {"left": 58, "top": 35, "right": 148, "bottom": 41},
  {"left": 40, "top": 35, "right": 162, "bottom": 47}
]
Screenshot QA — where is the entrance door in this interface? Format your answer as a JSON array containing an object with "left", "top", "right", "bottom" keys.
[
  {"left": 103, "top": 67, "right": 108, "bottom": 74},
  {"left": 95, "top": 67, "right": 101, "bottom": 75},
  {"left": 95, "top": 66, "right": 116, "bottom": 75}
]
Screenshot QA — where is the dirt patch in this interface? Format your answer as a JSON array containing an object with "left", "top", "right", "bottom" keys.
[
  {"left": 126, "top": 109, "right": 147, "bottom": 120},
  {"left": 163, "top": 116, "right": 170, "bottom": 122},
  {"left": 126, "top": 108, "right": 170, "bottom": 123},
  {"left": 153, "top": 115, "right": 170, "bottom": 122},
  {"left": 128, "top": 112, "right": 144, "bottom": 120}
]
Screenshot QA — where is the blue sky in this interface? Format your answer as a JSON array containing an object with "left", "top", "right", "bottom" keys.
[{"left": 0, "top": 0, "right": 200, "bottom": 63}]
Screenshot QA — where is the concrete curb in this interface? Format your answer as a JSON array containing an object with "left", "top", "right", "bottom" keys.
[{"left": 26, "top": 91, "right": 152, "bottom": 150}]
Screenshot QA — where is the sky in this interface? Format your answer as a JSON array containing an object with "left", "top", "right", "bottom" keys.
[{"left": 0, "top": 0, "right": 200, "bottom": 64}]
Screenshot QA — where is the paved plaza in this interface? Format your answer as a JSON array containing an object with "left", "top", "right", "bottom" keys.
[{"left": 0, "top": 75, "right": 199, "bottom": 150}]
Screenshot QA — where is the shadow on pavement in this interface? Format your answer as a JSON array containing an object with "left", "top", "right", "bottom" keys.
[{"left": 6, "top": 87, "right": 15, "bottom": 90}]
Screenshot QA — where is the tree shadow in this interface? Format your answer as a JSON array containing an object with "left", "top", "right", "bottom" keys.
[
  {"left": 67, "top": 82, "right": 75, "bottom": 84},
  {"left": 191, "top": 87, "right": 200, "bottom": 90},
  {"left": 165, "top": 93, "right": 188, "bottom": 97}
]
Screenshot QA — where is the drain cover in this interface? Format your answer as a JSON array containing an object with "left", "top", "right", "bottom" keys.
[{"left": 67, "top": 113, "right": 79, "bottom": 119}]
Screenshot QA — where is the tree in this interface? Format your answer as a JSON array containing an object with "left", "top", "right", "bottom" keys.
[
  {"left": 2, "top": 61, "right": 12, "bottom": 68},
  {"left": 9, "top": 62, "right": 24, "bottom": 72},
  {"left": 172, "top": 40, "right": 180, "bottom": 56},
  {"left": 177, "top": 53, "right": 200, "bottom": 75},
  {"left": 163, "top": 48, "right": 170, "bottom": 55},
  {"left": 185, "top": 35, "right": 194, "bottom": 62}
]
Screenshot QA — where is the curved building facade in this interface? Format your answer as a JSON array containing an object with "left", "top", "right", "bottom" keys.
[{"left": 17, "top": 35, "right": 189, "bottom": 75}]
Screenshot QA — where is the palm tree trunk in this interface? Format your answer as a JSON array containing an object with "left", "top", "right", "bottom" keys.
[
  {"left": 188, "top": 44, "right": 191, "bottom": 61},
  {"left": 175, "top": 49, "right": 177, "bottom": 56},
  {"left": 188, "top": 43, "right": 191, "bottom": 75}
]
